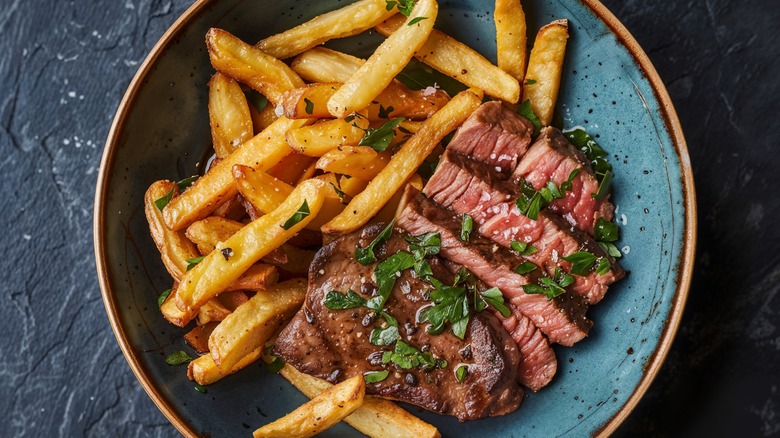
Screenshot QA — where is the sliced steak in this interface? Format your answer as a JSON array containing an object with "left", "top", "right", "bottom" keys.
[
  {"left": 397, "top": 190, "right": 590, "bottom": 347},
  {"left": 512, "top": 127, "right": 614, "bottom": 234},
  {"left": 445, "top": 101, "right": 534, "bottom": 176},
  {"left": 424, "top": 150, "right": 624, "bottom": 304},
  {"left": 274, "top": 224, "right": 523, "bottom": 421}
]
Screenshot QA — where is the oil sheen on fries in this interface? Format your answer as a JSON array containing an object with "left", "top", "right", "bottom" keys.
[
  {"left": 322, "top": 89, "right": 482, "bottom": 235},
  {"left": 523, "top": 19, "right": 569, "bottom": 126},
  {"left": 174, "top": 179, "right": 327, "bottom": 313},
  {"left": 327, "top": 0, "right": 438, "bottom": 118},
  {"left": 253, "top": 375, "right": 365, "bottom": 438}
]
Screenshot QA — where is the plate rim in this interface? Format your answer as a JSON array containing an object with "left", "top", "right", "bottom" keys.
[{"left": 93, "top": 1, "right": 697, "bottom": 436}]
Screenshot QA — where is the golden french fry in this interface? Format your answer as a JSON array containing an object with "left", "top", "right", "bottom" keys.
[
  {"left": 322, "top": 89, "right": 482, "bottom": 235},
  {"left": 494, "top": 0, "right": 528, "bottom": 82},
  {"left": 375, "top": 174, "right": 423, "bottom": 224},
  {"left": 253, "top": 375, "right": 366, "bottom": 438},
  {"left": 163, "top": 116, "right": 311, "bottom": 231},
  {"left": 250, "top": 101, "right": 279, "bottom": 132},
  {"left": 186, "top": 216, "right": 244, "bottom": 255},
  {"left": 145, "top": 181, "right": 200, "bottom": 281},
  {"left": 315, "top": 146, "right": 391, "bottom": 181},
  {"left": 208, "top": 72, "right": 253, "bottom": 158},
  {"left": 256, "top": 0, "right": 398, "bottom": 59},
  {"left": 174, "top": 179, "right": 327, "bottom": 313},
  {"left": 188, "top": 347, "right": 263, "bottom": 386},
  {"left": 207, "top": 28, "right": 305, "bottom": 105},
  {"left": 209, "top": 279, "right": 306, "bottom": 371},
  {"left": 376, "top": 16, "right": 520, "bottom": 103},
  {"left": 196, "top": 298, "right": 233, "bottom": 325},
  {"left": 296, "top": 160, "right": 318, "bottom": 185},
  {"left": 523, "top": 19, "right": 569, "bottom": 126},
  {"left": 327, "top": 0, "right": 438, "bottom": 118},
  {"left": 279, "top": 83, "right": 341, "bottom": 119},
  {"left": 286, "top": 118, "right": 370, "bottom": 157},
  {"left": 268, "top": 153, "right": 317, "bottom": 185},
  {"left": 274, "top": 364, "right": 440, "bottom": 438},
  {"left": 339, "top": 175, "right": 369, "bottom": 197},
  {"left": 291, "top": 49, "right": 450, "bottom": 120},
  {"left": 223, "top": 263, "right": 279, "bottom": 292}
]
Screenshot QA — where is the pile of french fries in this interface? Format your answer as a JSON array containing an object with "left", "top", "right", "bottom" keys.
[{"left": 145, "top": 0, "right": 570, "bottom": 435}]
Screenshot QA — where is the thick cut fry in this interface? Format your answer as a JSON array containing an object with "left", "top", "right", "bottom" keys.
[
  {"left": 223, "top": 264, "right": 278, "bottom": 292},
  {"left": 145, "top": 181, "right": 200, "bottom": 281},
  {"left": 339, "top": 175, "right": 369, "bottom": 197},
  {"left": 275, "top": 364, "right": 440, "bottom": 438},
  {"left": 209, "top": 279, "right": 306, "bottom": 371},
  {"left": 291, "top": 49, "right": 450, "bottom": 120},
  {"left": 163, "top": 116, "right": 310, "bottom": 231},
  {"left": 184, "top": 321, "right": 219, "bottom": 354},
  {"left": 268, "top": 153, "right": 317, "bottom": 185},
  {"left": 208, "top": 73, "right": 253, "bottom": 158},
  {"left": 376, "top": 16, "right": 520, "bottom": 103},
  {"left": 322, "top": 89, "right": 482, "bottom": 235},
  {"left": 286, "top": 118, "right": 369, "bottom": 157},
  {"left": 186, "top": 216, "right": 243, "bottom": 255},
  {"left": 207, "top": 28, "right": 305, "bottom": 105},
  {"left": 523, "top": 19, "right": 569, "bottom": 126},
  {"left": 253, "top": 375, "right": 365, "bottom": 438},
  {"left": 174, "top": 179, "right": 327, "bottom": 313},
  {"left": 196, "top": 298, "right": 232, "bottom": 325},
  {"left": 279, "top": 83, "right": 341, "bottom": 119},
  {"left": 188, "top": 347, "right": 263, "bottom": 386},
  {"left": 250, "top": 102, "right": 278, "bottom": 132},
  {"left": 327, "top": 0, "right": 438, "bottom": 118},
  {"left": 256, "top": 0, "right": 398, "bottom": 59},
  {"left": 315, "top": 146, "right": 391, "bottom": 180},
  {"left": 494, "top": 0, "right": 528, "bottom": 82},
  {"left": 375, "top": 174, "right": 423, "bottom": 224}
]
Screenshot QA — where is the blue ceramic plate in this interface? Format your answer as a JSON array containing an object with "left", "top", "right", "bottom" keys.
[{"left": 95, "top": 0, "right": 696, "bottom": 436}]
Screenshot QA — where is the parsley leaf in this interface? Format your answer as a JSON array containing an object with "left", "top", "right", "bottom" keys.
[
  {"left": 356, "top": 220, "right": 395, "bottom": 265},
  {"left": 516, "top": 100, "right": 542, "bottom": 135},
  {"left": 377, "top": 104, "right": 394, "bottom": 119},
  {"left": 460, "top": 214, "right": 473, "bottom": 242},
  {"left": 455, "top": 364, "right": 468, "bottom": 383},
  {"left": 510, "top": 241, "right": 538, "bottom": 256},
  {"left": 266, "top": 356, "right": 285, "bottom": 373},
  {"left": 165, "top": 350, "right": 193, "bottom": 366},
  {"left": 524, "top": 79, "right": 537, "bottom": 85},
  {"left": 515, "top": 168, "right": 580, "bottom": 220},
  {"left": 595, "top": 217, "right": 619, "bottom": 242},
  {"left": 406, "top": 232, "right": 441, "bottom": 277},
  {"left": 281, "top": 200, "right": 310, "bottom": 230},
  {"left": 386, "top": 0, "right": 415, "bottom": 16},
  {"left": 370, "top": 325, "right": 400, "bottom": 346},
  {"left": 359, "top": 117, "right": 405, "bottom": 152},
  {"left": 154, "top": 188, "right": 174, "bottom": 211},
  {"left": 367, "top": 252, "right": 416, "bottom": 311},
  {"left": 157, "top": 288, "right": 172, "bottom": 308},
  {"left": 599, "top": 241, "right": 622, "bottom": 258},
  {"left": 523, "top": 268, "right": 573, "bottom": 300},
  {"left": 408, "top": 16, "right": 428, "bottom": 26},
  {"left": 595, "top": 258, "right": 611, "bottom": 275},
  {"left": 395, "top": 59, "right": 467, "bottom": 97},
  {"left": 514, "top": 261, "right": 538, "bottom": 275},
  {"left": 563, "top": 128, "right": 614, "bottom": 198},
  {"left": 479, "top": 287, "right": 511, "bottom": 318},
  {"left": 364, "top": 370, "right": 390, "bottom": 383},
  {"left": 244, "top": 89, "right": 268, "bottom": 112},
  {"left": 324, "top": 289, "right": 367, "bottom": 310},
  {"left": 419, "top": 278, "right": 470, "bottom": 339},
  {"left": 194, "top": 385, "right": 207, "bottom": 394},
  {"left": 303, "top": 98, "right": 314, "bottom": 115},
  {"left": 381, "top": 341, "right": 442, "bottom": 370},
  {"left": 329, "top": 182, "right": 346, "bottom": 201},
  {"left": 562, "top": 251, "right": 597, "bottom": 276},
  {"left": 185, "top": 256, "right": 205, "bottom": 271}
]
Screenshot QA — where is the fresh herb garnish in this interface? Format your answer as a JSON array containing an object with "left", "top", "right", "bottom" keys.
[
  {"left": 514, "top": 261, "right": 538, "bottom": 275},
  {"left": 563, "top": 128, "right": 614, "bottom": 199},
  {"left": 356, "top": 220, "right": 395, "bottom": 265},
  {"left": 405, "top": 232, "right": 441, "bottom": 278},
  {"left": 244, "top": 89, "right": 268, "bottom": 112},
  {"left": 460, "top": 214, "right": 473, "bottom": 242},
  {"left": 386, "top": 0, "right": 415, "bottom": 16},
  {"left": 395, "top": 59, "right": 467, "bottom": 97},
  {"left": 510, "top": 241, "right": 538, "bottom": 256},
  {"left": 516, "top": 99, "right": 542, "bottom": 135},
  {"left": 367, "top": 252, "right": 416, "bottom": 311},
  {"left": 324, "top": 289, "right": 367, "bottom": 310},
  {"left": 377, "top": 104, "right": 394, "bottom": 119},
  {"left": 154, "top": 189, "right": 174, "bottom": 211},
  {"left": 157, "top": 288, "right": 172, "bottom": 307},
  {"left": 303, "top": 98, "right": 314, "bottom": 115},
  {"left": 595, "top": 258, "right": 611, "bottom": 275},
  {"left": 165, "top": 350, "right": 193, "bottom": 366},
  {"left": 381, "top": 340, "right": 444, "bottom": 371},
  {"left": 186, "top": 256, "right": 206, "bottom": 271},
  {"left": 417, "top": 157, "right": 439, "bottom": 179},
  {"left": 419, "top": 278, "right": 471, "bottom": 339},
  {"left": 562, "top": 251, "right": 597, "bottom": 276},
  {"left": 281, "top": 200, "right": 310, "bottom": 230},
  {"left": 364, "top": 370, "right": 390, "bottom": 383},
  {"left": 156, "top": 177, "right": 200, "bottom": 210},
  {"left": 455, "top": 365, "right": 468, "bottom": 383},
  {"left": 476, "top": 287, "right": 511, "bottom": 318},
  {"left": 515, "top": 169, "right": 580, "bottom": 220},
  {"left": 523, "top": 268, "right": 574, "bottom": 300},
  {"left": 194, "top": 385, "right": 207, "bottom": 394},
  {"left": 177, "top": 176, "right": 199, "bottom": 192},
  {"left": 599, "top": 241, "right": 622, "bottom": 258},
  {"left": 266, "top": 356, "right": 285, "bottom": 373},
  {"left": 221, "top": 247, "right": 234, "bottom": 261},
  {"left": 329, "top": 182, "right": 346, "bottom": 201},
  {"left": 408, "top": 16, "right": 428, "bottom": 26},
  {"left": 594, "top": 217, "right": 621, "bottom": 259},
  {"left": 358, "top": 117, "right": 405, "bottom": 152},
  {"left": 524, "top": 79, "right": 537, "bottom": 85},
  {"left": 370, "top": 325, "right": 400, "bottom": 346}
]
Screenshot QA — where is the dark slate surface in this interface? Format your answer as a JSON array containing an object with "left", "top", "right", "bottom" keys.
[{"left": 0, "top": 0, "right": 777, "bottom": 436}]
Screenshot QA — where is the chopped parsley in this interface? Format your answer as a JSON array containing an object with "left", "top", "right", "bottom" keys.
[
  {"left": 595, "top": 258, "right": 611, "bottom": 275},
  {"left": 185, "top": 256, "right": 206, "bottom": 271},
  {"left": 419, "top": 278, "right": 471, "bottom": 339},
  {"left": 281, "top": 200, "right": 310, "bottom": 230},
  {"left": 377, "top": 104, "right": 394, "bottom": 119},
  {"left": 594, "top": 217, "right": 622, "bottom": 260},
  {"left": 460, "top": 214, "right": 473, "bottom": 242},
  {"left": 266, "top": 356, "right": 285, "bottom": 373},
  {"left": 165, "top": 350, "right": 193, "bottom": 366},
  {"left": 524, "top": 79, "right": 537, "bottom": 85},
  {"left": 370, "top": 325, "right": 400, "bottom": 346},
  {"left": 395, "top": 59, "right": 467, "bottom": 97},
  {"left": 408, "top": 16, "right": 428, "bottom": 26},
  {"left": 157, "top": 288, "right": 172, "bottom": 308},
  {"left": 244, "top": 89, "right": 268, "bottom": 112},
  {"left": 514, "top": 261, "right": 538, "bottom": 275},
  {"left": 510, "top": 241, "right": 538, "bottom": 256},
  {"left": 366, "top": 251, "right": 416, "bottom": 311},
  {"left": 194, "top": 385, "right": 207, "bottom": 394},
  {"left": 355, "top": 220, "right": 395, "bottom": 265},
  {"left": 455, "top": 365, "right": 468, "bottom": 383},
  {"left": 523, "top": 268, "right": 574, "bottom": 300},
  {"left": 381, "top": 341, "right": 445, "bottom": 371},
  {"left": 386, "top": 0, "right": 415, "bottom": 16},
  {"left": 303, "top": 98, "right": 314, "bottom": 115},
  {"left": 358, "top": 117, "right": 405, "bottom": 152},
  {"left": 155, "top": 176, "right": 200, "bottom": 210},
  {"left": 515, "top": 168, "right": 580, "bottom": 220},
  {"left": 364, "top": 370, "right": 390, "bottom": 383},
  {"left": 324, "top": 289, "right": 367, "bottom": 310},
  {"left": 329, "top": 182, "right": 346, "bottom": 201},
  {"left": 562, "top": 251, "right": 598, "bottom": 276},
  {"left": 563, "top": 128, "right": 614, "bottom": 200},
  {"left": 516, "top": 99, "right": 542, "bottom": 135},
  {"left": 475, "top": 287, "right": 511, "bottom": 318}
]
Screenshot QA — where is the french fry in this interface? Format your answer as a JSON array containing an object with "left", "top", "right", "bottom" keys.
[
  {"left": 174, "top": 179, "right": 327, "bottom": 313},
  {"left": 196, "top": 298, "right": 233, "bottom": 325},
  {"left": 268, "top": 153, "right": 317, "bottom": 185},
  {"left": 223, "top": 264, "right": 279, "bottom": 292},
  {"left": 376, "top": 16, "right": 521, "bottom": 103},
  {"left": 250, "top": 102, "right": 279, "bottom": 132},
  {"left": 286, "top": 117, "right": 369, "bottom": 157},
  {"left": 322, "top": 89, "right": 482, "bottom": 235},
  {"left": 183, "top": 321, "right": 219, "bottom": 354},
  {"left": 279, "top": 83, "right": 341, "bottom": 119},
  {"left": 210, "top": 195, "right": 247, "bottom": 221},
  {"left": 375, "top": 174, "right": 423, "bottom": 224},
  {"left": 188, "top": 347, "right": 263, "bottom": 386},
  {"left": 315, "top": 146, "right": 391, "bottom": 181},
  {"left": 275, "top": 364, "right": 440, "bottom": 438},
  {"left": 163, "top": 116, "right": 311, "bottom": 231},
  {"left": 253, "top": 375, "right": 366, "bottom": 438},
  {"left": 291, "top": 49, "right": 450, "bottom": 120},
  {"left": 186, "top": 216, "right": 243, "bottom": 255},
  {"left": 523, "top": 19, "right": 569, "bottom": 126},
  {"left": 145, "top": 181, "right": 200, "bottom": 281},
  {"left": 296, "top": 160, "right": 318, "bottom": 185},
  {"left": 339, "top": 175, "right": 369, "bottom": 197},
  {"left": 207, "top": 28, "right": 305, "bottom": 105},
  {"left": 208, "top": 72, "right": 253, "bottom": 158},
  {"left": 209, "top": 279, "right": 306, "bottom": 372},
  {"left": 256, "top": 0, "right": 398, "bottom": 60},
  {"left": 274, "top": 245, "right": 316, "bottom": 275},
  {"left": 327, "top": 0, "right": 438, "bottom": 118},
  {"left": 494, "top": 0, "right": 528, "bottom": 82}
]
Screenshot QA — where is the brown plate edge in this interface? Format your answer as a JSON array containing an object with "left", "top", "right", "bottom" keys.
[
  {"left": 580, "top": 1, "right": 698, "bottom": 436},
  {"left": 93, "top": 0, "right": 212, "bottom": 436},
  {"left": 92, "top": 1, "right": 698, "bottom": 437}
]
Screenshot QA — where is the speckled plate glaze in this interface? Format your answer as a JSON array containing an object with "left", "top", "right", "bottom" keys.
[{"left": 94, "top": 0, "right": 696, "bottom": 436}]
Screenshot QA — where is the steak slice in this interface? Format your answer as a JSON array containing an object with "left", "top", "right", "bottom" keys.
[
  {"left": 424, "top": 150, "right": 625, "bottom": 304},
  {"left": 512, "top": 127, "right": 614, "bottom": 234},
  {"left": 274, "top": 224, "right": 523, "bottom": 421},
  {"left": 445, "top": 101, "right": 534, "bottom": 176},
  {"left": 397, "top": 190, "right": 590, "bottom": 347}
]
